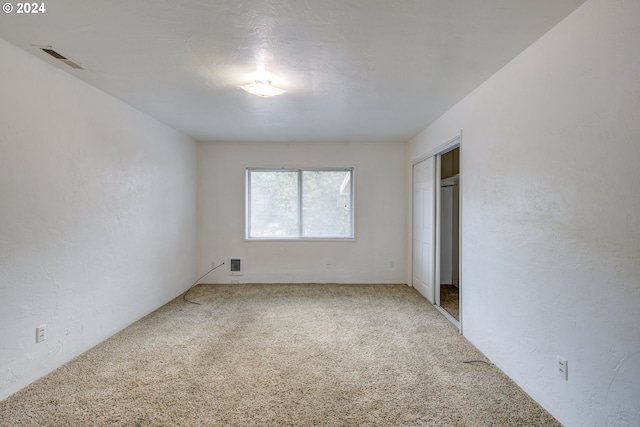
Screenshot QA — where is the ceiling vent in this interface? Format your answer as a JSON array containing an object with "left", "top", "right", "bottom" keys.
[
  {"left": 38, "top": 47, "right": 84, "bottom": 70},
  {"left": 229, "top": 258, "right": 243, "bottom": 276}
]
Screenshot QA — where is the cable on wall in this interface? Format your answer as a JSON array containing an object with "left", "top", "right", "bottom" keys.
[{"left": 183, "top": 262, "right": 225, "bottom": 305}]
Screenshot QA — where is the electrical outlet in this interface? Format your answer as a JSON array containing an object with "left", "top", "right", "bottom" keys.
[
  {"left": 558, "top": 356, "right": 568, "bottom": 380},
  {"left": 36, "top": 325, "right": 46, "bottom": 343},
  {"left": 390, "top": 261, "right": 395, "bottom": 268},
  {"left": 211, "top": 261, "right": 216, "bottom": 268},
  {"left": 325, "top": 263, "right": 331, "bottom": 269}
]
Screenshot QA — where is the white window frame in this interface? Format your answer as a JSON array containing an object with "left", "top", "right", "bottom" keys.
[{"left": 246, "top": 167, "right": 355, "bottom": 241}]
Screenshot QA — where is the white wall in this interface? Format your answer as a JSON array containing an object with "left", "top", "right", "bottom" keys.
[
  {"left": 0, "top": 38, "right": 198, "bottom": 400},
  {"left": 198, "top": 141, "right": 407, "bottom": 284},
  {"left": 408, "top": 0, "right": 640, "bottom": 425}
]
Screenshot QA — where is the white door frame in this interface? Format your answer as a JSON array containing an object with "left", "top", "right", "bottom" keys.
[
  {"left": 412, "top": 134, "right": 462, "bottom": 332},
  {"left": 435, "top": 153, "right": 442, "bottom": 307}
]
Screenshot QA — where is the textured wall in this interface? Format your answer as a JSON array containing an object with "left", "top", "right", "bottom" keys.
[
  {"left": 0, "top": 38, "right": 198, "bottom": 400},
  {"left": 198, "top": 141, "right": 407, "bottom": 284},
  {"left": 408, "top": 0, "right": 640, "bottom": 425}
]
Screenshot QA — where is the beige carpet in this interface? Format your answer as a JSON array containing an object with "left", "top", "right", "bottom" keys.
[
  {"left": 0, "top": 284, "right": 560, "bottom": 426},
  {"left": 439, "top": 285, "right": 459, "bottom": 321}
]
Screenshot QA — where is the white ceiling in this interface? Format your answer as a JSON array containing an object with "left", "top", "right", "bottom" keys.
[{"left": 0, "top": 0, "right": 586, "bottom": 143}]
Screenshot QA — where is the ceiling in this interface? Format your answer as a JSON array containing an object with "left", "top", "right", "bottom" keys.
[{"left": 0, "top": 0, "right": 586, "bottom": 143}]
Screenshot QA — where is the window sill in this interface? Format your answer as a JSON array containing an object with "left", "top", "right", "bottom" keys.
[{"left": 244, "top": 237, "right": 355, "bottom": 242}]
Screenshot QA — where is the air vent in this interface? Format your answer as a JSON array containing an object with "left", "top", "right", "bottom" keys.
[
  {"left": 41, "top": 48, "right": 65, "bottom": 59},
  {"left": 38, "top": 47, "right": 84, "bottom": 70},
  {"left": 229, "top": 258, "right": 243, "bottom": 276}
]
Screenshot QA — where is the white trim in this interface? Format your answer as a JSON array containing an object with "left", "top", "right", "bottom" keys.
[
  {"left": 412, "top": 134, "right": 461, "bottom": 166},
  {"left": 435, "top": 135, "right": 462, "bottom": 333},
  {"left": 458, "top": 131, "right": 463, "bottom": 335},
  {"left": 435, "top": 154, "right": 442, "bottom": 306}
]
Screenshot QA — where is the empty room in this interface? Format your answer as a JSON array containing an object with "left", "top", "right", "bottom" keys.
[{"left": 0, "top": 0, "right": 638, "bottom": 425}]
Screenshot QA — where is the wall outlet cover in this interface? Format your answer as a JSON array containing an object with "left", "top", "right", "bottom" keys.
[
  {"left": 36, "top": 325, "right": 46, "bottom": 343},
  {"left": 558, "top": 356, "right": 568, "bottom": 380}
]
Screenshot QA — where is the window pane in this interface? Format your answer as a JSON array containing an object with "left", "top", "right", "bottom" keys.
[
  {"left": 302, "top": 170, "right": 352, "bottom": 238},
  {"left": 249, "top": 171, "right": 299, "bottom": 238}
]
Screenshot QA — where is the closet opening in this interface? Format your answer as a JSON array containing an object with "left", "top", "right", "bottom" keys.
[
  {"left": 412, "top": 135, "right": 461, "bottom": 330},
  {"left": 436, "top": 147, "right": 460, "bottom": 324}
]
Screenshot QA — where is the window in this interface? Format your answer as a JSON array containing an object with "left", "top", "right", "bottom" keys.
[{"left": 246, "top": 168, "right": 354, "bottom": 239}]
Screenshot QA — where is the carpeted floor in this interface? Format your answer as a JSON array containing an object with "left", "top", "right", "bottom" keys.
[
  {"left": 439, "top": 285, "right": 459, "bottom": 321},
  {"left": 0, "top": 284, "right": 560, "bottom": 426}
]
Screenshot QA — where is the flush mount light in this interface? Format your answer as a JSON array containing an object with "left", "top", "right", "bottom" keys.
[{"left": 239, "top": 80, "right": 287, "bottom": 98}]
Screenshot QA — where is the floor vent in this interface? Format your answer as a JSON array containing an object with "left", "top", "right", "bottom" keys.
[{"left": 229, "top": 258, "right": 243, "bottom": 276}]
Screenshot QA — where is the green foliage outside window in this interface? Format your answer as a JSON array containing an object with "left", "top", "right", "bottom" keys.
[{"left": 247, "top": 169, "right": 353, "bottom": 239}]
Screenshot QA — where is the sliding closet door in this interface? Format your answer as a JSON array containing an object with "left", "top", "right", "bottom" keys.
[{"left": 412, "top": 156, "right": 435, "bottom": 304}]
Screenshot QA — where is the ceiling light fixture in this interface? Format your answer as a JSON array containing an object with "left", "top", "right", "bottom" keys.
[{"left": 240, "top": 80, "right": 287, "bottom": 98}]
